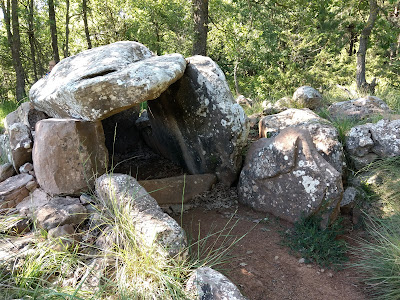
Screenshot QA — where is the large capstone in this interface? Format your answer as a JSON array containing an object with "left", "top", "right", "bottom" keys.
[
  {"left": 29, "top": 41, "right": 187, "bottom": 121},
  {"left": 238, "top": 127, "right": 343, "bottom": 223},
  {"left": 144, "top": 55, "right": 249, "bottom": 186},
  {"left": 33, "top": 119, "right": 108, "bottom": 195}
]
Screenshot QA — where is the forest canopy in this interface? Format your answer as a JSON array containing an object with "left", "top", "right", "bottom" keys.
[{"left": 0, "top": 0, "right": 399, "bottom": 103}]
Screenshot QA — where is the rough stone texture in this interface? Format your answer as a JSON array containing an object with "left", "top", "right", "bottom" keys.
[
  {"left": 345, "top": 119, "right": 400, "bottom": 169},
  {"left": 340, "top": 187, "right": 358, "bottom": 208},
  {"left": 5, "top": 102, "right": 48, "bottom": 132},
  {"left": 47, "top": 224, "right": 77, "bottom": 250},
  {"left": 35, "top": 196, "right": 87, "bottom": 230},
  {"left": 138, "top": 174, "right": 217, "bottom": 205},
  {"left": 238, "top": 127, "right": 343, "bottom": 223},
  {"left": 17, "top": 188, "right": 50, "bottom": 217},
  {"left": 0, "top": 163, "right": 15, "bottom": 183},
  {"left": 101, "top": 105, "right": 143, "bottom": 155},
  {"left": 30, "top": 41, "right": 187, "bottom": 121},
  {"left": 19, "top": 162, "right": 33, "bottom": 174},
  {"left": 8, "top": 122, "right": 33, "bottom": 170},
  {"left": 259, "top": 109, "right": 344, "bottom": 173},
  {"left": 0, "top": 134, "right": 12, "bottom": 165},
  {"left": 293, "top": 86, "right": 322, "bottom": 110},
  {"left": 33, "top": 118, "right": 108, "bottom": 196},
  {"left": 95, "top": 173, "right": 187, "bottom": 257},
  {"left": 186, "top": 267, "right": 247, "bottom": 300},
  {"left": 0, "top": 174, "right": 33, "bottom": 209},
  {"left": 145, "top": 55, "right": 249, "bottom": 186},
  {"left": 328, "top": 96, "right": 392, "bottom": 121}
]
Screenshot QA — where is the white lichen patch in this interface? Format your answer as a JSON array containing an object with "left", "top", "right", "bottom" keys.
[{"left": 301, "top": 176, "right": 320, "bottom": 194}]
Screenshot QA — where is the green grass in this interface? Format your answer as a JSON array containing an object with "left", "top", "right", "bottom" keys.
[
  {"left": 353, "top": 213, "right": 400, "bottom": 300},
  {"left": 0, "top": 100, "right": 21, "bottom": 133},
  {"left": 0, "top": 186, "right": 244, "bottom": 299},
  {"left": 282, "top": 214, "right": 348, "bottom": 268}
]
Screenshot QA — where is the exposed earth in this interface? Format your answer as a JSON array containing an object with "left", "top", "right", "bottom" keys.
[{"left": 180, "top": 191, "right": 368, "bottom": 300}]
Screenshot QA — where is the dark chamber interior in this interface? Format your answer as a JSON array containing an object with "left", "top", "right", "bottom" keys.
[{"left": 101, "top": 106, "right": 184, "bottom": 181}]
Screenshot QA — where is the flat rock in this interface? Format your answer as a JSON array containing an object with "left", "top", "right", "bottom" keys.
[
  {"left": 145, "top": 55, "right": 249, "bottom": 186},
  {"left": 17, "top": 188, "right": 51, "bottom": 217},
  {"left": 186, "top": 267, "right": 247, "bottom": 300},
  {"left": 238, "top": 127, "right": 343, "bottom": 223},
  {"left": 33, "top": 118, "right": 108, "bottom": 195},
  {"left": 35, "top": 196, "right": 87, "bottom": 230},
  {"left": 30, "top": 41, "right": 187, "bottom": 121},
  {"left": 96, "top": 173, "right": 187, "bottom": 258},
  {"left": 0, "top": 174, "right": 33, "bottom": 209},
  {"left": 328, "top": 96, "right": 392, "bottom": 121},
  {"left": 259, "top": 108, "right": 344, "bottom": 173},
  {"left": 138, "top": 174, "right": 217, "bottom": 205}
]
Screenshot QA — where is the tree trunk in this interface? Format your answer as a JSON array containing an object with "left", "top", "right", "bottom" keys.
[
  {"left": 64, "top": 0, "right": 70, "bottom": 58},
  {"left": 192, "top": 0, "right": 208, "bottom": 56},
  {"left": 1, "top": 0, "right": 26, "bottom": 101},
  {"left": 82, "top": 0, "right": 92, "bottom": 49},
  {"left": 356, "top": 0, "right": 378, "bottom": 94},
  {"left": 48, "top": 0, "right": 60, "bottom": 62},
  {"left": 28, "top": 0, "right": 38, "bottom": 82}
]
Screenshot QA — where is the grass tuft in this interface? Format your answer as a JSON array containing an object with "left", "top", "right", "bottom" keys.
[{"left": 282, "top": 214, "right": 348, "bottom": 268}]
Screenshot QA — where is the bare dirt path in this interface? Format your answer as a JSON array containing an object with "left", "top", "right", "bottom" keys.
[{"left": 180, "top": 204, "right": 367, "bottom": 300}]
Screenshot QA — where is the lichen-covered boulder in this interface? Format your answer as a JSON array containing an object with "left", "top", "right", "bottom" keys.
[
  {"left": 293, "top": 86, "right": 322, "bottom": 110},
  {"left": 328, "top": 96, "right": 392, "bottom": 121},
  {"left": 238, "top": 127, "right": 343, "bottom": 223},
  {"left": 345, "top": 119, "right": 400, "bottom": 169},
  {"left": 33, "top": 119, "right": 108, "bottom": 195},
  {"left": 30, "top": 41, "right": 187, "bottom": 121},
  {"left": 259, "top": 109, "right": 344, "bottom": 174},
  {"left": 95, "top": 173, "right": 187, "bottom": 258},
  {"left": 145, "top": 55, "right": 249, "bottom": 186},
  {"left": 186, "top": 267, "right": 247, "bottom": 300}
]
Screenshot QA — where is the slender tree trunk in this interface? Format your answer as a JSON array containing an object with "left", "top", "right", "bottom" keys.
[
  {"left": 234, "top": 61, "right": 240, "bottom": 95},
  {"left": 192, "top": 0, "right": 208, "bottom": 56},
  {"left": 1, "top": 0, "right": 26, "bottom": 101},
  {"left": 64, "top": 0, "right": 70, "bottom": 58},
  {"left": 356, "top": 0, "right": 378, "bottom": 94},
  {"left": 27, "top": 0, "right": 38, "bottom": 82},
  {"left": 83, "top": 0, "right": 92, "bottom": 49},
  {"left": 48, "top": 0, "right": 60, "bottom": 62}
]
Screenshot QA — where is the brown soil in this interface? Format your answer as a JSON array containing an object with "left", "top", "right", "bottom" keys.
[{"left": 179, "top": 204, "right": 368, "bottom": 300}]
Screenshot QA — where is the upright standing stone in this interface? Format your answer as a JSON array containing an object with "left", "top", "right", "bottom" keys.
[
  {"left": 33, "top": 119, "right": 108, "bottom": 195},
  {"left": 145, "top": 56, "right": 249, "bottom": 186}
]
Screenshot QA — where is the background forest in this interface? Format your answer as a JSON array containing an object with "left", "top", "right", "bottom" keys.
[{"left": 1, "top": 0, "right": 400, "bottom": 105}]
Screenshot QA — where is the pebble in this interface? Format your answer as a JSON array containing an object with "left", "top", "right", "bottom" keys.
[
  {"left": 239, "top": 262, "right": 248, "bottom": 267},
  {"left": 246, "top": 250, "right": 254, "bottom": 255},
  {"left": 328, "top": 272, "right": 333, "bottom": 278},
  {"left": 298, "top": 258, "right": 305, "bottom": 264},
  {"left": 274, "top": 256, "right": 279, "bottom": 260}
]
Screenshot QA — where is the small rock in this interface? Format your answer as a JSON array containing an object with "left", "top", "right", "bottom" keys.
[
  {"left": 298, "top": 258, "right": 305, "bottom": 264},
  {"left": 327, "top": 272, "right": 333, "bottom": 278},
  {"left": 239, "top": 262, "right": 248, "bottom": 267},
  {"left": 0, "top": 163, "right": 15, "bottom": 183},
  {"left": 320, "top": 269, "right": 325, "bottom": 273},
  {"left": 25, "top": 180, "right": 38, "bottom": 192},
  {"left": 19, "top": 162, "right": 33, "bottom": 174},
  {"left": 274, "top": 256, "right": 279, "bottom": 260},
  {"left": 307, "top": 264, "right": 312, "bottom": 268},
  {"left": 246, "top": 250, "right": 254, "bottom": 255}
]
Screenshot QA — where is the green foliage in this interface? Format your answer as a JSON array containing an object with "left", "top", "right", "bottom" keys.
[
  {"left": 282, "top": 214, "right": 348, "bottom": 268},
  {"left": 353, "top": 213, "right": 400, "bottom": 300},
  {"left": 0, "top": 100, "right": 20, "bottom": 132}
]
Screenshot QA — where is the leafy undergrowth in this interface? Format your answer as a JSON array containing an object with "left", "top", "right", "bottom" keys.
[{"left": 282, "top": 214, "right": 348, "bottom": 269}]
